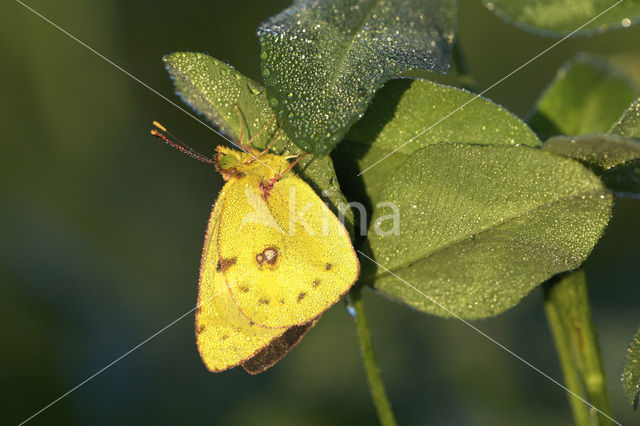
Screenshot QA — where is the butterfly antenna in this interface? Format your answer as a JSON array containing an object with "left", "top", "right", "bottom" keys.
[{"left": 150, "top": 121, "right": 215, "bottom": 164}]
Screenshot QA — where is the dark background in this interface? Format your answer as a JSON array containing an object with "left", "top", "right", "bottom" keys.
[{"left": 2, "top": 0, "right": 639, "bottom": 424}]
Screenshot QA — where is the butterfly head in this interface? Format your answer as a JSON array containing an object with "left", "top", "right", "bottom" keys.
[{"left": 215, "top": 146, "right": 290, "bottom": 182}]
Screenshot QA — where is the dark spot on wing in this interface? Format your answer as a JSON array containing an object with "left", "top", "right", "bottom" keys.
[
  {"left": 297, "top": 292, "right": 307, "bottom": 302},
  {"left": 258, "top": 298, "right": 270, "bottom": 305},
  {"left": 220, "top": 334, "right": 229, "bottom": 341},
  {"left": 256, "top": 246, "right": 279, "bottom": 267},
  {"left": 312, "top": 279, "right": 321, "bottom": 288},
  {"left": 195, "top": 307, "right": 202, "bottom": 314},
  {"left": 239, "top": 285, "right": 250, "bottom": 293},
  {"left": 197, "top": 324, "right": 206, "bottom": 334},
  {"left": 218, "top": 257, "right": 237, "bottom": 273},
  {"left": 325, "top": 263, "right": 332, "bottom": 270}
]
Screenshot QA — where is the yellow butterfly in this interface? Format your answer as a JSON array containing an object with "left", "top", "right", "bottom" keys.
[{"left": 152, "top": 119, "right": 359, "bottom": 373}]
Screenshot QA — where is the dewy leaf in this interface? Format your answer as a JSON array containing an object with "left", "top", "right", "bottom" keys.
[
  {"left": 482, "top": 0, "right": 640, "bottom": 36},
  {"left": 529, "top": 54, "right": 638, "bottom": 141},
  {"left": 258, "top": 0, "right": 456, "bottom": 156},
  {"left": 164, "top": 52, "right": 277, "bottom": 147},
  {"left": 544, "top": 134, "right": 640, "bottom": 195},
  {"left": 544, "top": 134, "right": 640, "bottom": 172},
  {"left": 334, "top": 79, "right": 540, "bottom": 208},
  {"left": 622, "top": 327, "right": 640, "bottom": 410},
  {"left": 163, "top": 52, "right": 353, "bottom": 229},
  {"left": 610, "top": 97, "right": 640, "bottom": 139},
  {"left": 364, "top": 144, "right": 611, "bottom": 319}
]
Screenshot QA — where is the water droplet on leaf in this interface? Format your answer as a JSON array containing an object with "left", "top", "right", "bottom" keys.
[{"left": 247, "top": 81, "right": 264, "bottom": 95}]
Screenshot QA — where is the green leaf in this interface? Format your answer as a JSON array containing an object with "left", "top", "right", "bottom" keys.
[
  {"left": 258, "top": 0, "right": 456, "bottom": 156},
  {"left": 544, "top": 134, "right": 640, "bottom": 195},
  {"left": 622, "top": 327, "right": 640, "bottom": 410},
  {"left": 543, "top": 134, "right": 640, "bottom": 172},
  {"left": 163, "top": 52, "right": 352, "bottom": 227},
  {"left": 334, "top": 79, "right": 541, "bottom": 208},
  {"left": 364, "top": 144, "right": 611, "bottom": 319},
  {"left": 482, "top": 0, "right": 640, "bottom": 35},
  {"left": 164, "top": 52, "right": 276, "bottom": 147},
  {"left": 529, "top": 54, "right": 638, "bottom": 140},
  {"left": 610, "top": 97, "right": 640, "bottom": 139}
]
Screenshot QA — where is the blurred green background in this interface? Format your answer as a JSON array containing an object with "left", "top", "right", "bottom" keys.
[{"left": 2, "top": 0, "right": 640, "bottom": 424}]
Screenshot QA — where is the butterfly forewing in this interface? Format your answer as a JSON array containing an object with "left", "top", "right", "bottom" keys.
[{"left": 218, "top": 175, "right": 359, "bottom": 328}]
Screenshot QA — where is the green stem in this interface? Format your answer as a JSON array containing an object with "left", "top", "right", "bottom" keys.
[
  {"left": 451, "top": 39, "right": 476, "bottom": 92},
  {"left": 543, "top": 271, "right": 614, "bottom": 426},
  {"left": 544, "top": 283, "right": 592, "bottom": 426},
  {"left": 350, "top": 286, "right": 398, "bottom": 426}
]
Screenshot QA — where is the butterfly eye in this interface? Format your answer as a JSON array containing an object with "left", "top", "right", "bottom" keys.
[{"left": 219, "top": 154, "right": 239, "bottom": 170}]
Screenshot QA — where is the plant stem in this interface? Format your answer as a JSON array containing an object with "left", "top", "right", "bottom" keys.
[
  {"left": 543, "top": 270, "right": 614, "bottom": 426},
  {"left": 544, "top": 284, "right": 592, "bottom": 426},
  {"left": 350, "top": 286, "right": 398, "bottom": 426},
  {"left": 451, "top": 39, "right": 476, "bottom": 92}
]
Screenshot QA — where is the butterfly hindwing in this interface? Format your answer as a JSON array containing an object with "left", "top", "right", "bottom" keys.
[
  {"left": 241, "top": 318, "right": 318, "bottom": 374},
  {"left": 195, "top": 187, "right": 286, "bottom": 372}
]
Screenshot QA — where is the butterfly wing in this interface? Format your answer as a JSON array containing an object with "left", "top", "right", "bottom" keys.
[
  {"left": 196, "top": 186, "right": 286, "bottom": 372},
  {"left": 218, "top": 175, "right": 360, "bottom": 329},
  {"left": 241, "top": 318, "right": 318, "bottom": 374}
]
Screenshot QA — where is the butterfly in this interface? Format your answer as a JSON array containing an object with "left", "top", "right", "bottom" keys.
[{"left": 151, "top": 115, "right": 359, "bottom": 373}]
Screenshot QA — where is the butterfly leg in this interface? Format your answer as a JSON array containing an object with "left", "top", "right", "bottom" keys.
[
  {"left": 234, "top": 104, "right": 247, "bottom": 151},
  {"left": 259, "top": 152, "right": 307, "bottom": 196},
  {"left": 234, "top": 104, "right": 278, "bottom": 153},
  {"left": 257, "top": 122, "right": 283, "bottom": 156}
]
